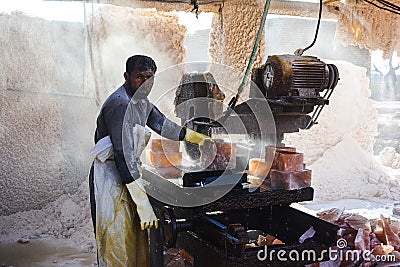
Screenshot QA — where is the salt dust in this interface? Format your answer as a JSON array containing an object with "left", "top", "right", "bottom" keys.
[
  {"left": 284, "top": 61, "right": 378, "bottom": 163},
  {"left": 87, "top": 5, "right": 186, "bottom": 104},
  {"left": 309, "top": 134, "right": 400, "bottom": 201},
  {"left": 1, "top": 3, "right": 188, "bottom": 264},
  {"left": 284, "top": 61, "right": 400, "bottom": 202},
  {"left": 0, "top": 182, "right": 96, "bottom": 254}
]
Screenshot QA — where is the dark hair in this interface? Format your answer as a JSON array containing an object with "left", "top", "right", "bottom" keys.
[{"left": 126, "top": 55, "right": 157, "bottom": 75}]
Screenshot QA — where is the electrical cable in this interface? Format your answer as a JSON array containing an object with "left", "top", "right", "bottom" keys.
[
  {"left": 303, "top": 0, "right": 323, "bottom": 52},
  {"left": 294, "top": 0, "right": 323, "bottom": 55},
  {"left": 218, "top": 2, "right": 224, "bottom": 29},
  {"left": 363, "top": 0, "right": 400, "bottom": 15},
  {"left": 376, "top": 0, "right": 400, "bottom": 11},
  {"left": 191, "top": 0, "right": 199, "bottom": 18}
]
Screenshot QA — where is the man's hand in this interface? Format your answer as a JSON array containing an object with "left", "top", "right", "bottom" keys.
[
  {"left": 184, "top": 128, "right": 214, "bottom": 146},
  {"left": 126, "top": 179, "right": 158, "bottom": 230}
]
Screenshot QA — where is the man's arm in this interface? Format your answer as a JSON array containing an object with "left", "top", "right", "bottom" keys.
[
  {"left": 146, "top": 105, "right": 186, "bottom": 141},
  {"left": 147, "top": 105, "right": 213, "bottom": 146}
]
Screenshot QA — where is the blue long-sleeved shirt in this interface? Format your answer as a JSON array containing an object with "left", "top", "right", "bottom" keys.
[{"left": 95, "top": 85, "right": 185, "bottom": 183}]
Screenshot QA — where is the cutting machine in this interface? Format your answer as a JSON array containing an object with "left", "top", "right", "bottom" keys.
[{"left": 146, "top": 54, "right": 340, "bottom": 267}]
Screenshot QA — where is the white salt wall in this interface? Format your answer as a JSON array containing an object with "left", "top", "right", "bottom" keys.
[
  {"left": 380, "top": 147, "right": 400, "bottom": 169},
  {"left": 284, "top": 61, "right": 378, "bottom": 164},
  {"left": 0, "top": 12, "right": 88, "bottom": 215},
  {"left": 0, "top": 5, "right": 186, "bottom": 215},
  {"left": 283, "top": 61, "right": 400, "bottom": 201},
  {"left": 0, "top": 91, "right": 63, "bottom": 215},
  {"left": 209, "top": 0, "right": 266, "bottom": 72},
  {"left": 330, "top": 0, "right": 400, "bottom": 59}
]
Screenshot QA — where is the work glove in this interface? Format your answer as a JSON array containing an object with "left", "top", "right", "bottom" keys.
[
  {"left": 126, "top": 178, "right": 158, "bottom": 230},
  {"left": 184, "top": 128, "right": 214, "bottom": 146}
]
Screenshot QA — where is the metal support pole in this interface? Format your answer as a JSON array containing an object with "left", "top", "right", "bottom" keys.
[{"left": 150, "top": 225, "right": 164, "bottom": 267}]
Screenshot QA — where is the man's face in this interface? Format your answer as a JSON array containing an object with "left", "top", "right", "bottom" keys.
[{"left": 125, "top": 68, "right": 155, "bottom": 99}]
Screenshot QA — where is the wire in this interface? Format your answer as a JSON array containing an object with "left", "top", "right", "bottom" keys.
[
  {"left": 295, "top": 0, "right": 323, "bottom": 55},
  {"left": 191, "top": 0, "right": 199, "bottom": 18},
  {"left": 363, "top": 0, "right": 400, "bottom": 15},
  {"left": 376, "top": 0, "right": 400, "bottom": 11},
  {"left": 218, "top": 2, "right": 224, "bottom": 29},
  {"left": 304, "top": 0, "right": 323, "bottom": 52}
]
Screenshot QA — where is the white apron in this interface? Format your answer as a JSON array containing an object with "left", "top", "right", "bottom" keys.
[{"left": 91, "top": 125, "right": 151, "bottom": 267}]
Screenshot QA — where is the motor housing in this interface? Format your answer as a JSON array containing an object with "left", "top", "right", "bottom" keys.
[{"left": 252, "top": 54, "right": 339, "bottom": 99}]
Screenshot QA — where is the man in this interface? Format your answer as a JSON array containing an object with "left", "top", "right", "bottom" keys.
[{"left": 89, "top": 55, "right": 211, "bottom": 266}]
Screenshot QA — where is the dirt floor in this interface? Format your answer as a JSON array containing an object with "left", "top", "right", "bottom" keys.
[{"left": 0, "top": 238, "right": 97, "bottom": 267}]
